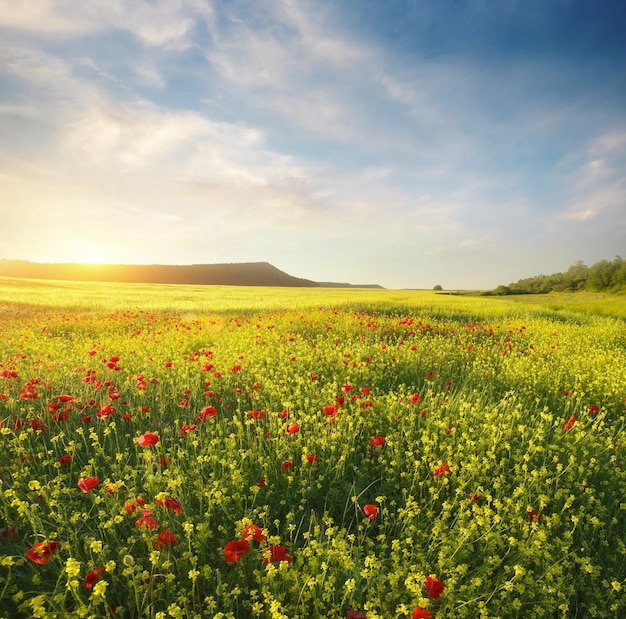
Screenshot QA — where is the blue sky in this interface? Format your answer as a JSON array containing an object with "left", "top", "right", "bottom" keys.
[{"left": 1, "top": 0, "right": 625, "bottom": 289}]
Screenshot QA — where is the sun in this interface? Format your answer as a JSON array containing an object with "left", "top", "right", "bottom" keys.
[{"left": 72, "top": 245, "right": 114, "bottom": 265}]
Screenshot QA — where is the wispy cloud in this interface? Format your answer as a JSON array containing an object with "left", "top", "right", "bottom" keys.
[
  {"left": 559, "top": 128, "right": 626, "bottom": 222},
  {"left": 0, "top": 0, "right": 210, "bottom": 47},
  {"left": 0, "top": 0, "right": 624, "bottom": 287}
]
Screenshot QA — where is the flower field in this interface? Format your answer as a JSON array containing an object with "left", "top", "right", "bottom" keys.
[{"left": 0, "top": 279, "right": 625, "bottom": 618}]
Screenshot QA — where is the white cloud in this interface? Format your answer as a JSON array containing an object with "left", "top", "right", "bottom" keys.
[
  {"left": 560, "top": 128, "right": 626, "bottom": 222},
  {"left": 0, "top": 0, "right": 212, "bottom": 48},
  {"left": 1, "top": 0, "right": 624, "bottom": 286}
]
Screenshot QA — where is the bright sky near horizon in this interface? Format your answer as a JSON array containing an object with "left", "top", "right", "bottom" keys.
[{"left": 1, "top": 1, "right": 625, "bottom": 289}]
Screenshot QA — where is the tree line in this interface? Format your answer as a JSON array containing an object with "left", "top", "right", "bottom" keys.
[{"left": 485, "top": 256, "right": 626, "bottom": 295}]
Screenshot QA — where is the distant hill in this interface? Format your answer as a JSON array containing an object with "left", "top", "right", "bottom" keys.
[
  {"left": 0, "top": 260, "right": 318, "bottom": 287},
  {"left": 317, "top": 282, "right": 384, "bottom": 289},
  {"left": 0, "top": 259, "right": 383, "bottom": 289}
]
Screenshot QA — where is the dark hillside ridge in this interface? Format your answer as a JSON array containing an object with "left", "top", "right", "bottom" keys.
[
  {"left": 0, "top": 260, "right": 317, "bottom": 287},
  {"left": 317, "top": 282, "right": 384, "bottom": 289},
  {"left": 0, "top": 260, "right": 384, "bottom": 288}
]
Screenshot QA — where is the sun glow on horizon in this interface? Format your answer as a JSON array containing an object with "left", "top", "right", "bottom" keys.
[{"left": 68, "top": 245, "right": 118, "bottom": 265}]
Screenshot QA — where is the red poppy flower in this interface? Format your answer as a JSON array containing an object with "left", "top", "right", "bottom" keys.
[
  {"left": 241, "top": 524, "right": 266, "bottom": 542},
  {"left": 135, "top": 509, "right": 159, "bottom": 529},
  {"left": 52, "top": 410, "right": 69, "bottom": 422},
  {"left": 360, "top": 387, "right": 370, "bottom": 395},
  {"left": 563, "top": 415, "right": 577, "bottom": 431},
  {"left": 180, "top": 424, "right": 197, "bottom": 435},
  {"left": 27, "top": 540, "right": 59, "bottom": 564},
  {"left": 363, "top": 504, "right": 378, "bottom": 520},
  {"left": 286, "top": 423, "right": 300, "bottom": 435},
  {"left": 125, "top": 497, "right": 147, "bottom": 514},
  {"left": 306, "top": 454, "right": 318, "bottom": 464},
  {"left": 589, "top": 404, "right": 600, "bottom": 414},
  {"left": 346, "top": 612, "right": 367, "bottom": 619},
  {"left": 137, "top": 432, "right": 159, "bottom": 447},
  {"left": 247, "top": 410, "right": 266, "bottom": 420},
  {"left": 84, "top": 566, "right": 105, "bottom": 589},
  {"left": 156, "top": 496, "right": 182, "bottom": 514},
  {"left": 279, "top": 409, "right": 290, "bottom": 419},
  {"left": 282, "top": 460, "right": 294, "bottom": 472},
  {"left": 224, "top": 539, "right": 250, "bottom": 563},
  {"left": 196, "top": 405, "right": 217, "bottom": 421},
  {"left": 411, "top": 393, "right": 421, "bottom": 404},
  {"left": 257, "top": 478, "right": 266, "bottom": 488},
  {"left": 323, "top": 405, "right": 338, "bottom": 416},
  {"left": 263, "top": 544, "right": 292, "bottom": 565},
  {"left": 412, "top": 608, "right": 432, "bottom": 619},
  {"left": 97, "top": 404, "right": 115, "bottom": 418},
  {"left": 153, "top": 529, "right": 178, "bottom": 548},
  {"left": 433, "top": 463, "right": 450, "bottom": 479},
  {"left": 59, "top": 454, "right": 72, "bottom": 465},
  {"left": 335, "top": 395, "right": 345, "bottom": 405},
  {"left": 528, "top": 509, "right": 543, "bottom": 523},
  {"left": 425, "top": 575, "right": 444, "bottom": 600},
  {"left": 342, "top": 384, "right": 353, "bottom": 392},
  {"left": 77, "top": 476, "right": 99, "bottom": 493},
  {"left": 370, "top": 436, "right": 385, "bottom": 447}
]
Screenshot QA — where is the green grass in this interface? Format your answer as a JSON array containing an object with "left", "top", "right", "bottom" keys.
[
  {"left": 487, "top": 291, "right": 626, "bottom": 320},
  {"left": 0, "top": 277, "right": 624, "bottom": 618}
]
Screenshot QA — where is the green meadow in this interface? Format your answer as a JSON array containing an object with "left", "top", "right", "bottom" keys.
[{"left": 0, "top": 278, "right": 624, "bottom": 618}]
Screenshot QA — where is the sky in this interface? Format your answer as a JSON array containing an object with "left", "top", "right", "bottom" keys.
[{"left": 1, "top": 0, "right": 625, "bottom": 289}]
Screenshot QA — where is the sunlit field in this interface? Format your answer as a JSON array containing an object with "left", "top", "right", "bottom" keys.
[{"left": 0, "top": 278, "right": 624, "bottom": 619}]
